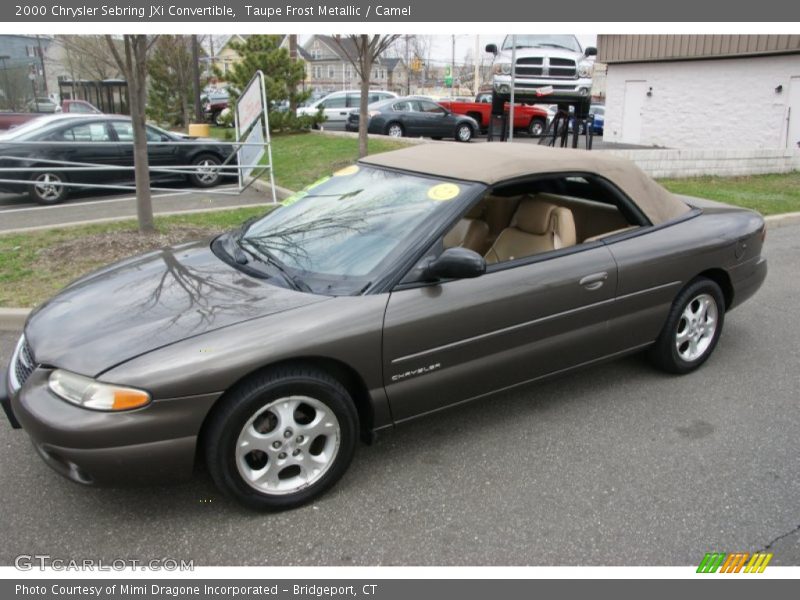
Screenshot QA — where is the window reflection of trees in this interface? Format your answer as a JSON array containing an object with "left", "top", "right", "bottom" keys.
[
  {"left": 132, "top": 247, "right": 265, "bottom": 330},
  {"left": 243, "top": 184, "right": 436, "bottom": 275}
]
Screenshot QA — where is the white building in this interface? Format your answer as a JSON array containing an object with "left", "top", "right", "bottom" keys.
[{"left": 598, "top": 35, "right": 800, "bottom": 149}]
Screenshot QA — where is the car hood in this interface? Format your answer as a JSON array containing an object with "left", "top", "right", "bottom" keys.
[{"left": 24, "top": 241, "right": 328, "bottom": 377}]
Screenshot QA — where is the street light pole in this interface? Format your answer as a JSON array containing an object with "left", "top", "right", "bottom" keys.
[{"left": 508, "top": 35, "right": 516, "bottom": 142}]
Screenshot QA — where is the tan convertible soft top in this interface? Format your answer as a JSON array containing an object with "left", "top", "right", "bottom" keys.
[{"left": 360, "top": 143, "right": 689, "bottom": 224}]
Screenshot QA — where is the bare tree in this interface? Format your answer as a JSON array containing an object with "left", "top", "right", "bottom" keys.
[
  {"left": 332, "top": 35, "right": 400, "bottom": 157},
  {"left": 105, "top": 35, "right": 157, "bottom": 233},
  {"left": 53, "top": 36, "right": 122, "bottom": 82}
]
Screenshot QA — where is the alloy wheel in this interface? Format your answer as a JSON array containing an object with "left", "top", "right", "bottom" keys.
[
  {"left": 675, "top": 293, "right": 718, "bottom": 362},
  {"left": 33, "top": 173, "right": 64, "bottom": 202},
  {"left": 235, "top": 396, "right": 341, "bottom": 495}
]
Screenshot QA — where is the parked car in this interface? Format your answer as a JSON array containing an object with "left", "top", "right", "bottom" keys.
[
  {"left": 2, "top": 143, "right": 767, "bottom": 510},
  {"left": 0, "top": 99, "right": 103, "bottom": 131},
  {"left": 0, "top": 114, "right": 235, "bottom": 204},
  {"left": 486, "top": 34, "right": 597, "bottom": 114},
  {"left": 346, "top": 96, "right": 479, "bottom": 142},
  {"left": 296, "top": 89, "right": 397, "bottom": 123},
  {"left": 202, "top": 91, "right": 230, "bottom": 126},
  {"left": 438, "top": 94, "right": 549, "bottom": 136},
  {"left": 590, "top": 104, "right": 605, "bottom": 135},
  {"left": 26, "top": 97, "right": 60, "bottom": 113}
]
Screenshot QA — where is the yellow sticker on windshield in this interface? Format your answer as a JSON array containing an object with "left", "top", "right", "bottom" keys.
[
  {"left": 333, "top": 165, "right": 359, "bottom": 177},
  {"left": 427, "top": 183, "right": 461, "bottom": 202}
]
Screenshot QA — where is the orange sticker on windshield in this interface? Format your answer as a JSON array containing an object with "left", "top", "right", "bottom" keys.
[
  {"left": 427, "top": 183, "right": 460, "bottom": 202},
  {"left": 333, "top": 165, "right": 359, "bottom": 177}
]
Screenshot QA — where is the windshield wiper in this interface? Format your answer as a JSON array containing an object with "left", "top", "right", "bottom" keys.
[{"left": 239, "top": 238, "right": 313, "bottom": 293}]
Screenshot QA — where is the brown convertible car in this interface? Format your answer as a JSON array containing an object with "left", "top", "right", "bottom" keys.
[{"left": 2, "top": 144, "right": 767, "bottom": 510}]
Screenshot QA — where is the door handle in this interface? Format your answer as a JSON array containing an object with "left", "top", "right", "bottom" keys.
[{"left": 579, "top": 272, "right": 608, "bottom": 291}]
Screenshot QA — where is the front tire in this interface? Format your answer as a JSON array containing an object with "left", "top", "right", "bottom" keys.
[
  {"left": 204, "top": 367, "right": 359, "bottom": 510},
  {"left": 29, "top": 171, "right": 69, "bottom": 205},
  {"left": 188, "top": 153, "right": 223, "bottom": 188},
  {"left": 455, "top": 123, "right": 473, "bottom": 142},
  {"left": 649, "top": 278, "right": 725, "bottom": 374},
  {"left": 385, "top": 122, "right": 404, "bottom": 138}
]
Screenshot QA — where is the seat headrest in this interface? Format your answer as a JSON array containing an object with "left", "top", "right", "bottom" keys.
[{"left": 511, "top": 199, "right": 559, "bottom": 234}]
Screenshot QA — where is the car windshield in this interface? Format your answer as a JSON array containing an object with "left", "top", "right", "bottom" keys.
[
  {"left": 239, "top": 165, "right": 480, "bottom": 294},
  {"left": 502, "top": 35, "right": 581, "bottom": 53}
]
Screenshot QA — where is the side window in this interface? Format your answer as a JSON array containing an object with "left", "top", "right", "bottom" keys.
[
  {"left": 110, "top": 121, "right": 134, "bottom": 141},
  {"left": 144, "top": 126, "right": 164, "bottom": 142},
  {"left": 417, "top": 101, "right": 446, "bottom": 115},
  {"left": 56, "top": 122, "right": 111, "bottom": 142},
  {"left": 322, "top": 95, "right": 347, "bottom": 109},
  {"left": 392, "top": 101, "right": 413, "bottom": 112}
]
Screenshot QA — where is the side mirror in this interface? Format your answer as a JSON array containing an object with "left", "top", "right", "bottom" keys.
[
  {"left": 485, "top": 43, "right": 498, "bottom": 55},
  {"left": 423, "top": 247, "right": 486, "bottom": 281},
  {"left": 584, "top": 46, "right": 597, "bottom": 57}
]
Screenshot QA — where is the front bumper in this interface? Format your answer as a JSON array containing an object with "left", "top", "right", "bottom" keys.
[
  {"left": 492, "top": 75, "right": 593, "bottom": 101},
  {"left": 7, "top": 367, "right": 220, "bottom": 485}
]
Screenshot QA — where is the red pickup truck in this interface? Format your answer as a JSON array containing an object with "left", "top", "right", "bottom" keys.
[
  {"left": 438, "top": 94, "right": 549, "bottom": 136},
  {"left": 0, "top": 100, "right": 102, "bottom": 131}
]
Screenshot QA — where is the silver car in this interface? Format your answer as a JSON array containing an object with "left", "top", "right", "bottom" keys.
[{"left": 297, "top": 89, "right": 397, "bottom": 123}]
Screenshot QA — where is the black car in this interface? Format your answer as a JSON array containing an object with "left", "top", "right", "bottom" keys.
[
  {"left": 0, "top": 114, "right": 236, "bottom": 204},
  {"left": 346, "top": 96, "right": 479, "bottom": 142}
]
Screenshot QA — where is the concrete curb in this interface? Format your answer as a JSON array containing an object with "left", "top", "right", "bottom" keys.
[
  {"left": 0, "top": 308, "right": 29, "bottom": 331},
  {"left": 763, "top": 211, "right": 800, "bottom": 228}
]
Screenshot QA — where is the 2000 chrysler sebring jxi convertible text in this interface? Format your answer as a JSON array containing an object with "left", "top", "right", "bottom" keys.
[{"left": 1, "top": 144, "right": 767, "bottom": 510}]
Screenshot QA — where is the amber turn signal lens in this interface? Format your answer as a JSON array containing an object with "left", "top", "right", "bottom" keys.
[{"left": 112, "top": 390, "right": 151, "bottom": 411}]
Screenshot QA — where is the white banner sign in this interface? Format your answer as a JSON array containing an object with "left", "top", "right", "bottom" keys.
[
  {"left": 236, "top": 72, "right": 264, "bottom": 133},
  {"left": 239, "top": 122, "right": 265, "bottom": 181}
]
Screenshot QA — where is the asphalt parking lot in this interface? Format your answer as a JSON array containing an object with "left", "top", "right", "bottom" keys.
[
  {"left": 0, "top": 183, "right": 271, "bottom": 232},
  {"left": 0, "top": 223, "right": 798, "bottom": 567}
]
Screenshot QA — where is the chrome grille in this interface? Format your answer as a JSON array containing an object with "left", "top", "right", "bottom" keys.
[
  {"left": 514, "top": 57, "right": 577, "bottom": 79},
  {"left": 11, "top": 336, "right": 36, "bottom": 391}
]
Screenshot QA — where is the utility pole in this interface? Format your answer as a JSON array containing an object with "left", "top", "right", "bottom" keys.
[
  {"left": 191, "top": 35, "right": 202, "bottom": 123},
  {"left": 508, "top": 35, "right": 516, "bottom": 142},
  {"left": 405, "top": 35, "right": 410, "bottom": 95},
  {"left": 36, "top": 35, "right": 48, "bottom": 96},
  {"left": 473, "top": 35, "right": 480, "bottom": 95},
  {"left": 0, "top": 56, "right": 10, "bottom": 110},
  {"left": 451, "top": 35, "right": 455, "bottom": 97}
]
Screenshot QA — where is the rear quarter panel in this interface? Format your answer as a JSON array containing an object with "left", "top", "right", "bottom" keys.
[{"left": 603, "top": 206, "right": 765, "bottom": 350}]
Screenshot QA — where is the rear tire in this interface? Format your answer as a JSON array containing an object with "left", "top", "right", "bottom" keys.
[
  {"left": 28, "top": 170, "right": 68, "bottom": 205},
  {"left": 204, "top": 367, "right": 359, "bottom": 511},
  {"left": 649, "top": 278, "right": 725, "bottom": 374},
  {"left": 188, "top": 153, "right": 223, "bottom": 188},
  {"left": 528, "top": 118, "right": 546, "bottom": 137}
]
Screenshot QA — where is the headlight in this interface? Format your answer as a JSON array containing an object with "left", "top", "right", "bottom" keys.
[
  {"left": 493, "top": 62, "right": 512, "bottom": 75},
  {"left": 48, "top": 370, "right": 151, "bottom": 411},
  {"left": 577, "top": 60, "right": 594, "bottom": 78}
]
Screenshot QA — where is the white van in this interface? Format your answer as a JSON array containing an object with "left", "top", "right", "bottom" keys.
[{"left": 297, "top": 89, "right": 398, "bottom": 123}]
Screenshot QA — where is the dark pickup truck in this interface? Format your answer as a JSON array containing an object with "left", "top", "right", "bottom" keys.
[{"left": 437, "top": 94, "right": 549, "bottom": 136}]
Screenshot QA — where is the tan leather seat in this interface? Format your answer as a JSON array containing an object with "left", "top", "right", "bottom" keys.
[
  {"left": 443, "top": 218, "right": 489, "bottom": 254},
  {"left": 484, "top": 198, "right": 577, "bottom": 264}
]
